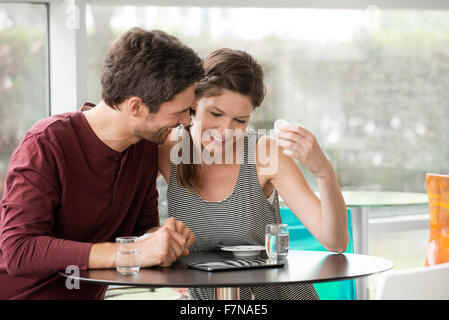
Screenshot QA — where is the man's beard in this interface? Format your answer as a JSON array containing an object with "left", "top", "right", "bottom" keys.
[{"left": 134, "top": 126, "right": 169, "bottom": 145}]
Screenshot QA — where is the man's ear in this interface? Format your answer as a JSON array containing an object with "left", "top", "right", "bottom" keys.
[{"left": 127, "top": 97, "right": 145, "bottom": 117}]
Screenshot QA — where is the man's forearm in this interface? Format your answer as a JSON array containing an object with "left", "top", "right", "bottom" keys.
[
  {"left": 88, "top": 242, "right": 116, "bottom": 269},
  {"left": 146, "top": 226, "right": 160, "bottom": 233},
  {"left": 88, "top": 227, "right": 160, "bottom": 269}
]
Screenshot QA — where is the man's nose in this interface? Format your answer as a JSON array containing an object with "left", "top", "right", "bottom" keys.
[{"left": 178, "top": 112, "right": 192, "bottom": 127}]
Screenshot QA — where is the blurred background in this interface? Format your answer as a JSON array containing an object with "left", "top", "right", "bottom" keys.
[{"left": 1, "top": 1, "right": 448, "bottom": 298}]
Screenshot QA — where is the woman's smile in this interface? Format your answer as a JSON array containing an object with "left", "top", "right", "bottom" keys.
[{"left": 210, "top": 134, "right": 226, "bottom": 145}]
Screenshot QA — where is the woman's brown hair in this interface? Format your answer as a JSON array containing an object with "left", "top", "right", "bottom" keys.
[{"left": 177, "top": 48, "right": 265, "bottom": 191}]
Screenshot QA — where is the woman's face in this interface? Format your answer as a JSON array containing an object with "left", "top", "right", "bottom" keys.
[{"left": 193, "top": 88, "right": 254, "bottom": 156}]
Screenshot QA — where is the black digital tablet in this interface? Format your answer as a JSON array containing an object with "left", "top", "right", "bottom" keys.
[{"left": 187, "top": 257, "right": 285, "bottom": 272}]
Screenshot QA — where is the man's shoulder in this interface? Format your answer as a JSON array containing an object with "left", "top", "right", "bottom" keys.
[
  {"left": 15, "top": 112, "right": 83, "bottom": 156},
  {"left": 8, "top": 113, "right": 83, "bottom": 169},
  {"left": 28, "top": 112, "right": 80, "bottom": 137}
]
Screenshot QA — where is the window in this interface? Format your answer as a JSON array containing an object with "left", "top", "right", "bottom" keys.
[
  {"left": 0, "top": 3, "right": 50, "bottom": 197},
  {"left": 86, "top": 6, "right": 449, "bottom": 194}
]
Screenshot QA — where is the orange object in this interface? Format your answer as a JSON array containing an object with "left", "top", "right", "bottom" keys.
[{"left": 425, "top": 173, "right": 449, "bottom": 266}]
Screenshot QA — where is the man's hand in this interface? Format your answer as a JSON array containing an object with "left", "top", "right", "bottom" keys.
[
  {"left": 162, "top": 217, "right": 196, "bottom": 252},
  {"left": 136, "top": 226, "right": 188, "bottom": 267},
  {"left": 89, "top": 218, "right": 195, "bottom": 269}
]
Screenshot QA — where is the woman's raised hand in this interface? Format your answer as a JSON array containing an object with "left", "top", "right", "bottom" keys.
[{"left": 277, "top": 124, "right": 332, "bottom": 179}]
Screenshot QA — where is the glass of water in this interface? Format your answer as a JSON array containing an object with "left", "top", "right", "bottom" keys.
[
  {"left": 265, "top": 224, "right": 289, "bottom": 259},
  {"left": 115, "top": 236, "right": 141, "bottom": 274}
]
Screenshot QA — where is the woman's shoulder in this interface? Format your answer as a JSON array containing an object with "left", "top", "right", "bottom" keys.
[
  {"left": 254, "top": 132, "right": 290, "bottom": 178},
  {"left": 255, "top": 133, "right": 281, "bottom": 160}
]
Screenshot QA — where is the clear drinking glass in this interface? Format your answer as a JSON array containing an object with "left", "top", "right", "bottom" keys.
[
  {"left": 265, "top": 224, "right": 289, "bottom": 259},
  {"left": 115, "top": 236, "right": 141, "bottom": 274}
]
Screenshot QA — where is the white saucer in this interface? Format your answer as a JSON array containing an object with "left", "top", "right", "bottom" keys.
[{"left": 220, "top": 245, "right": 266, "bottom": 257}]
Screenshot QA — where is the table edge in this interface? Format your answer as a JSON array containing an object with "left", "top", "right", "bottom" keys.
[{"left": 58, "top": 251, "right": 395, "bottom": 288}]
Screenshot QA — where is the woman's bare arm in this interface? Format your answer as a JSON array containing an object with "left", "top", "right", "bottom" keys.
[{"left": 256, "top": 133, "right": 348, "bottom": 253}]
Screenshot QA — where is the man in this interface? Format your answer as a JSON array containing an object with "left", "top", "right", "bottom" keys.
[{"left": 0, "top": 28, "right": 203, "bottom": 299}]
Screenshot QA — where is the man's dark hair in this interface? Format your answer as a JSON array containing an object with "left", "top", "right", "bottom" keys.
[{"left": 101, "top": 28, "right": 204, "bottom": 112}]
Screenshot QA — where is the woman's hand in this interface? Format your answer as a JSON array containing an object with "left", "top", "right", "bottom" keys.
[
  {"left": 277, "top": 125, "right": 332, "bottom": 179},
  {"left": 162, "top": 217, "right": 196, "bottom": 253}
]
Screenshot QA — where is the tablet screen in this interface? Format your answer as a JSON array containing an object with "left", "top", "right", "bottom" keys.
[{"left": 187, "top": 257, "right": 285, "bottom": 272}]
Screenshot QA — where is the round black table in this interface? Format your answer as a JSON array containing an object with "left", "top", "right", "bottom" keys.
[{"left": 60, "top": 250, "right": 394, "bottom": 300}]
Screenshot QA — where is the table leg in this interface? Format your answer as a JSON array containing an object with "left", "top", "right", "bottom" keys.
[
  {"left": 351, "top": 206, "right": 370, "bottom": 300},
  {"left": 214, "top": 287, "right": 240, "bottom": 300},
  {"left": 352, "top": 207, "right": 370, "bottom": 254}
]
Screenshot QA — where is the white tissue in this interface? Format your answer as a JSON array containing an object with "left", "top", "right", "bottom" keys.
[
  {"left": 272, "top": 119, "right": 302, "bottom": 138},
  {"left": 272, "top": 119, "right": 303, "bottom": 158},
  {"left": 138, "top": 233, "right": 152, "bottom": 241},
  {"left": 274, "top": 119, "right": 292, "bottom": 131}
]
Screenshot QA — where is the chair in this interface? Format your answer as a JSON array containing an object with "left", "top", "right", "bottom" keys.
[
  {"left": 375, "top": 262, "right": 449, "bottom": 300},
  {"left": 425, "top": 173, "right": 449, "bottom": 266},
  {"left": 280, "top": 207, "right": 356, "bottom": 300},
  {"left": 375, "top": 173, "right": 449, "bottom": 300}
]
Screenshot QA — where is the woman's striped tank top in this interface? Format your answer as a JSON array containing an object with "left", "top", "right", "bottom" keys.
[{"left": 167, "top": 131, "right": 319, "bottom": 300}]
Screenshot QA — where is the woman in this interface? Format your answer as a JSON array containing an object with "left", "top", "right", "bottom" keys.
[{"left": 158, "top": 48, "right": 348, "bottom": 300}]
